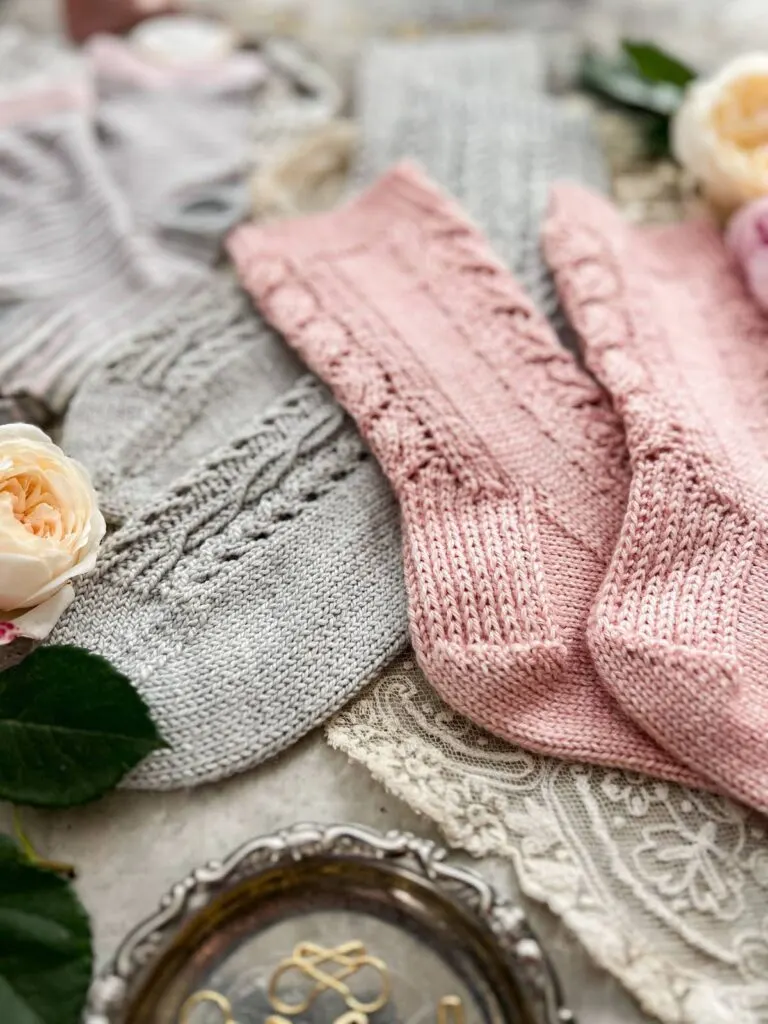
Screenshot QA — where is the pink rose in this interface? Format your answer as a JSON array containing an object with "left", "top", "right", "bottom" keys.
[{"left": 726, "top": 197, "right": 768, "bottom": 313}]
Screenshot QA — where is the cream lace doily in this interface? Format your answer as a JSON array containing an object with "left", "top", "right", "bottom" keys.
[{"left": 327, "top": 653, "right": 768, "bottom": 1024}]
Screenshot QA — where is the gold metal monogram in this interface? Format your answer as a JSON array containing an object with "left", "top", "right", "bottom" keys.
[
  {"left": 177, "top": 942, "right": 464, "bottom": 1024},
  {"left": 178, "top": 989, "right": 236, "bottom": 1024},
  {"left": 268, "top": 941, "right": 390, "bottom": 1015}
]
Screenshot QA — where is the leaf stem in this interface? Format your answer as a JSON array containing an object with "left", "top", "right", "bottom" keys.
[{"left": 12, "top": 806, "right": 76, "bottom": 879}]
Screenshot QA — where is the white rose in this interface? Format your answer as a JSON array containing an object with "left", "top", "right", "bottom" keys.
[
  {"left": 0, "top": 424, "right": 105, "bottom": 644},
  {"left": 673, "top": 53, "right": 768, "bottom": 214}
]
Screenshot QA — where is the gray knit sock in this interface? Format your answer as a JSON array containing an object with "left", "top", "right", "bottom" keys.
[
  {"left": 88, "top": 34, "right": 267, "bottom": 266},
  {"left": 63, "top": 277, "right": 304, "bottom": 525},
  {"left": 355, "top": 35, "right": 609, "bottom": 344},
  {"left": 51, "top": 377, "right": 405, "bottom": 789},
  {"left": 0, "top": 77, "right": 202, "bottom": 415}
]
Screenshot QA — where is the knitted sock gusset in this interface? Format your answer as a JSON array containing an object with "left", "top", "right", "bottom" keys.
[
  {"left": 401, "top": 470, "right": 568, "bottom": 696},
  {"left": 545, "top": 182, "right": 768, "bottom": 811},
  {"left": 50, "top": 376, "right": 407, "bottom": 789},
  {"left": 588, "top": 455, "right": 767, "bottom": 796},
  {"left": 229, "top": 162, "right": 706, "bottom": 785}
]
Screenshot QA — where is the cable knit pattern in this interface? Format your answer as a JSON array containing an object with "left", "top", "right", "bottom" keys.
[
  {"left": 545, "top": 183, "right": 768, "bottom": 812},
  {"left": 355, "top": 34, "right": 607, "bottom": 350},
  {"left": 51, "top": 377, "right": 405, "bottom": 789},
  {"left": 63, "top": 278, "right": 303, "bottom": 524},
  {"left": 229, "top": 162, "right": 705, "bottom": 785}
]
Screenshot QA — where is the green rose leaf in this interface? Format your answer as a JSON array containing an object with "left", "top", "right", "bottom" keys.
[
  {"left": 0, "top": 836, "right": 92, "bottom": 1024},
  {"left": 622, "top": 41, "right": 697, "bottom": 88},
  {"left": 0, "top": 645, "right": 167, "bottom": 808},
  {"left": 581, "top": 50, "right": 684, "bottom": 117}
]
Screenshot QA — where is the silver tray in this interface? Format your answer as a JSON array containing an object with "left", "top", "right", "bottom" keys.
[{"left": 85, "top": 824, "right": 574, "bottom": 1024}]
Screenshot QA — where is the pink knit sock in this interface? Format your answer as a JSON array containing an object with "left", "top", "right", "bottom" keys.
[
  {"left": 545, "top": 184, "right": 768, "bottom": 812},
  {"left": 228, "top": 163, "right": 703, "bottom": 785}
]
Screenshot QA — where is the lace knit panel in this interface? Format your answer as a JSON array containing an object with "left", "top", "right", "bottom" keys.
[
  {"left": 52, "top": 377, "right": 407, "bottom": 788},
  {"left": 327, "top": 653, "right": 768, "bottom": 1024}
]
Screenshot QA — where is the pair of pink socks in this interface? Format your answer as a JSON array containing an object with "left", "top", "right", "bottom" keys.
[{"left": 228, "top": 163, "right": 768, "bottom": 813}]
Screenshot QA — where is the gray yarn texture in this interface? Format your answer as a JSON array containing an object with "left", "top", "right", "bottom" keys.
[
  {"left": 54, "top": 376, "right": 406, "bottom": 789},
  {"left": 356, "top": 34, "right": 609, "bottom": 346},
  {"left": 0, "top": 67, "right": 204, "bottom": 415},
  {"left": 0, "top": 29, "right": 341, "bottom": 417},
  {"left": 54, "top": 32, "right": 605, "bottom": 790},
  {"left": 61, "top": 280, "right": 407, "bottom": 789},
  {"left": 90, "top": 43, "right": 267, "bottom": 266},
  {"left": 63, "top": 278, "right": 303, "bottom": 524}
]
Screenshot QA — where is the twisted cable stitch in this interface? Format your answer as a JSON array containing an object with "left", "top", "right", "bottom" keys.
[
  {"left": 378, "top": 174, "right": 630, "bottom": 501},
  {"left": 545, "top": 183, "right": 768, "bottom": 812},
  {"left": 236, "top": 253, "right": 509, "bottom": 499},
  {"left": 354, "top": 35, "right": 606, "bottom": 348},
  {"left": 229, "top": 163, "right": 707, "bottom": 786}
]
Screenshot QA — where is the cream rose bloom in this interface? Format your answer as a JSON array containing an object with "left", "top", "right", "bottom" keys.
[
  {"left": 0, "top": 424, "right": 105, "bottom": 644},
  {"left": 673, "top": 53, "right": 768, "bottom": 213}
]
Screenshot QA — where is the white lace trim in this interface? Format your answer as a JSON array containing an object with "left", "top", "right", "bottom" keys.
[{"left": 327, "top": 653, "right": 768, "bottom": 1024}]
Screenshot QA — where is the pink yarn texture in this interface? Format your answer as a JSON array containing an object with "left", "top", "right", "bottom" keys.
[
  {"left": 545, "top": 183, "right": 768, "bottom": 813},
  {"left": 229, "top": 162, "right": 706, "bottom": 788}
]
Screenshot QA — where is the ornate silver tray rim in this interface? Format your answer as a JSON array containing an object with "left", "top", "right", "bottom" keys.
[{"left": 85, "top": 822, "right": 575, "bottom": 1024}]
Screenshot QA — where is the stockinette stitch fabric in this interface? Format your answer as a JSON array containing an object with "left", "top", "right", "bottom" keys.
[
  {"left": 545, "top": 185, "right": 768, "bottom": 813},
  {"left": 88, "top": 34, "right": 268, "bottom": 265},
  {"left": 355, "top": 34, "right": 608, "bottom": 347},
  {"left": 52, "top": 375, "right": 406, "bottom": 789},
  {"left": 0, "top": 29, "right": 340, "bottom": 418},
  {"left": 228, "top": 163, "right": 703, "bottom": 787},
  {"left": 63, "top": 277, "right": 303, "bottom": 524},
  {"left": 0, "top": 70, "right": 202, "bottom": 417}
]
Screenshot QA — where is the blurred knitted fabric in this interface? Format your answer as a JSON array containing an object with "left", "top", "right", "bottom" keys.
[
  {"left": 0, "top": 26, "right": 343, "bottom": 417},
  {"left": 0, "top": 68, "right": 203, "bottom": 417},
  {"left": 354, "top": 33, "right": 608, "bottom": 348},
  {"left": 88, "top": 32, "right": 267, "bottom": 264},
  {"left": 54, "top": 368, "right": 406, "bottom": 788}
]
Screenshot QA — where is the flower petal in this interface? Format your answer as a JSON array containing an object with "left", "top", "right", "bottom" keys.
[
  {"left": 0, "top": 552, "right": 66, "bottom": 610},
  {"left": 0, "top": 423, "right": 53, "bottom": 446},
  {"left": 4, "top": 585, "right": 75, "bottom": 642}
]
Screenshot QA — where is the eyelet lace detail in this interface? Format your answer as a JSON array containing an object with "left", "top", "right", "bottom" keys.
[
  {"left": 545, "top": 197, "right": 768, "bottom": 505},
  {"left": 237, "top": 167, "right": 630, "bottom": 509},
  {"left": 242, "top": 253, "right": 509, "bottom": 501},
  {"left": 401, "top": 202, "right": 629, "bottom": 492},
  {"left": 92, "top": 377, "right": 370, "bottom": 593}
]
